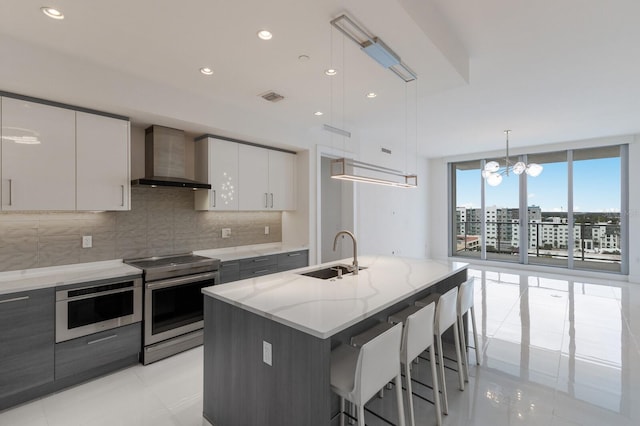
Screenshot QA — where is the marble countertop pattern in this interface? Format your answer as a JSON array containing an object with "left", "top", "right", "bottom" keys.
[
  {"left": 202, "top": 256, "right": 468, "bottom": 339},
  {"left": 0, "top": 260, "right": 143, "bottom": 295}
]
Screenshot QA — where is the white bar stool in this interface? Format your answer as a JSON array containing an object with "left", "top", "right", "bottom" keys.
[
  {"left": 457, "top": 278, "right": 480, "bottom": 382},
  {"left": 330, "top": 322, "right": 406, "bottom": 426},
  {"left": 415, "top": 287, "right": 464, "bottom": 415},
  {"left": 388, "top": 302, "right": 442, "bottom": 426}
]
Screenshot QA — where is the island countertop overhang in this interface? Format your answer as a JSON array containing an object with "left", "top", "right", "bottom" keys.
[{"left": 202, "top": 256, "right": 468, "bottom": 339}]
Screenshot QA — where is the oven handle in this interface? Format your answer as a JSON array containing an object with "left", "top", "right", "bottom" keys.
[
  {"left": 146, "top": 271, "right": 219, "bottom": 290},
  {"left": 56, "top": 285, "right": 140, "bottom": 302}
]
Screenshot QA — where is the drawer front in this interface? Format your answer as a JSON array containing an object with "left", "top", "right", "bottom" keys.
[
  {"left": 220, "top": 261, "right": 241, "bottom": 284},
  {"left": 277, "top": 250, "right": 309, "bottom": 272},
  {"left": 239, "top": 255, "right": 278, "bottom": 270},
  {"left": 55, "top": 323, "right": 141, "bottom": 380},
  {"left": 239, "top": 263, "right": 279, "bottom": 280}
]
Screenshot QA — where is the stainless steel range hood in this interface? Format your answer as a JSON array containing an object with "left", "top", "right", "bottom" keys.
[{"left": 132, "top": 125, "right": 211, "bottom": 189}]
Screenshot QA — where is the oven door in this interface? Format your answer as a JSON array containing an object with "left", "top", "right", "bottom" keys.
[
  {"left": 144, "top": 271, "right": 218, "bottom": 346},
  {"left": 56, "top": 278, "right": 142, "bottom": 343}
]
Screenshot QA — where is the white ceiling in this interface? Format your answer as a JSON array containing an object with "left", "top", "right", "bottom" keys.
[{"left": 1, "top": 0, "right": 639, "bottom": 158}]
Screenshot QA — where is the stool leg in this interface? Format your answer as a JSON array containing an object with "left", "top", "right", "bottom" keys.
[
  {"left": 459, "top": 313, "right": 469, "bottom": 382},
  {"left": 348, "top": 400, "right": 355, "bottom": 425},
  {"left": 340, "top": 397, "right": 345, "bottom": 426},
  {"left": 453, "top": 319, "right": 465, "bottom": 391},
  {"left": 404, "top": 362, "right": 415, "bottom": 426},
  {"left": 429, "top": 345, "right": 442, "bottom": 426},
  {"left": 395, "top": 373, "right": 406, "bottom": 426},
  {"left": 436, "top": 333, "right": 448, "bottom": 415},
  {"left": 471, "top": 305, "right": 480, "bottom": 365},
  {"left": 358, "top": 404, "right": 366, "bottom": 426}
]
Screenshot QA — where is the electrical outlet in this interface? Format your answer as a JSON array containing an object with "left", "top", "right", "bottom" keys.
[
  {"left": 82, "top": 235, "right": 92, "bottom": 248},
  {"left": 263, "top": 341, "right": 272, "bottom": 366},
  {"left": 264, "top": 226, "right": 269, "bottom": 235},
  {"left": 221, "top": 228, "right": 231, "bottom": 239}
]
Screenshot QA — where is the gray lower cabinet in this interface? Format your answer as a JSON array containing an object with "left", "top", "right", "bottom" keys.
[
  {"left": 55, "top": 322, "right": 141, "bottom": 380},
  {"left": 222, "top": 250, "right": 309, "bottom": 283},
  {"left": 239, "top": 255, "right": 279, "bottom": 279},
  {"left": 277, "top": 249, "right": 308, "bottom": 272},
  {"left": 0, "top": 288, "right": 55, "bottom": 409},
  {"left": 219, "top": 261, "right": 240, "bottom": 284}
]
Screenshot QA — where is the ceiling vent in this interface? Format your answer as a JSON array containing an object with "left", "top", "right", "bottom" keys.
[{"left": 260, "top": 91, "right": 285, "bottom": 102}]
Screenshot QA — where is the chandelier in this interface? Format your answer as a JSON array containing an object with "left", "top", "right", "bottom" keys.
[{"left": 481, "top": 130, "right": 543, "bottom": 186}]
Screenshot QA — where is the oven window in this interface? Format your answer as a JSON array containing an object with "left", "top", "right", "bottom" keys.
[
  {"left": 68, "top": 290, "right": 134, "bottom": 329},
  {"left": 151, "top": 279, "right": 213, "bottom": 335}
]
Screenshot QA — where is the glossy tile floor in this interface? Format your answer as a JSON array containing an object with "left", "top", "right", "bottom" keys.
[{"left": 2, "top": 266, "right": 640, "bottom": 426}]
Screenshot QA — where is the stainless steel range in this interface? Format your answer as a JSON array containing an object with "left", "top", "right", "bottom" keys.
[{"left": 125, "top": 253, "right": 220, "bottom": 364}]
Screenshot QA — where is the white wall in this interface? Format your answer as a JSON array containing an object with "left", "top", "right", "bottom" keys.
[
  {"left": 428, "top": 133, "right": 640, "bottom": 282},
  {"left": 357, "top": 157, "right": 429, "bottom": 258}
]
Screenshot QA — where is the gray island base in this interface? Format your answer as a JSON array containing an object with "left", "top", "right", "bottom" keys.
[{"left": 202, "top": 256, "right": 468, "bottom": 425}]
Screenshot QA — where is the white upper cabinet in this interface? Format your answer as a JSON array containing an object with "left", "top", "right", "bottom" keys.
[
  {"left": 0, "top": 95, "right": 130, "bottom": 211},
  {"left": 1, "top": 97, "right": 76, "bottom": 211},
  {"left": 195, "top": 137, "right": 239, "bottom": 211},
  {"left": 269, "top": 150, "right": 296, "bottom": 210},
  {"left": 198, "top": 141, "right": 296, "bottom": 211},
  {"left": 238, "top": 144, "right": 296, "bottom": 211},
  {"left": 76, "top": 112, "right": 130, "bottom": 211},
  {"left": 238, "top": 144, "right": 269, "bottom": 210}
]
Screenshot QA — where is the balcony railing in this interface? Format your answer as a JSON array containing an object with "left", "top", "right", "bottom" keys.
[{"left": 455, "top": 220, "right": 621, "bottom": 271}]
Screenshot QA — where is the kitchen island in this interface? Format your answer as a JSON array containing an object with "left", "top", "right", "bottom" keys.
[{"left": 201, "top": 256, "right": 468, "bottom": 426}]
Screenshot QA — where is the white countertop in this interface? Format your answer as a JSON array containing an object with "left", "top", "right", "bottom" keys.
[
  {"left": 202, "top": 256, "right": 468, "bottom": 339},
  {"left": 194, "top": 243, "right": 308, "bottom": 262},
  {"left": 0, "top": 260, "right": 142, "bottom": 295}
]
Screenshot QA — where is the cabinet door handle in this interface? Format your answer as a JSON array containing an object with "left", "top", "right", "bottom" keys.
[
  {"left": 264, "top": 193, "right": 268, "bottom": 208},
  {"left": 8, "top": 179, "right": 13, "bottom": 206},
  {"left": 87, "top": 334, "right": 118, "bottom": 345},
  {"left": 270, "top": 193, "right": 274, "bottom": 208},
  {"left": 0, "top": 295, "right": 29, "bottom": 304},
  {"left": 253, "top": 258, "right": 270, "bottom": 263},
  {"left": 120, "top": 185, "right": 125, "bottom": 207},
  {"left": 287, "top": 253, "right": 301, "bottom": 257},
  {"left": 253, "top": 269, "right": 270, "bottom": 275},
  {"left": 212, "top": 189, "right": 216, "bottom": 208}
]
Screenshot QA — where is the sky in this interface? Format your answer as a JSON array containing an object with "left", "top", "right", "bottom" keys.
[{"left": 456, "top": 157, "right": 621, "bottom": 213}]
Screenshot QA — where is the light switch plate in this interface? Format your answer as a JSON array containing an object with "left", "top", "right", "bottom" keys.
[
  {"left": 263, "top": 341, "right": 272, "bottom": 366},
  {"left": 221, "top": 228, "right": 231, "bottom": 239},
  {"left": 264, "top": 226, "right": 269, "bottom": 235},
  {"left": 82, "top": 235, "right": 92, "bottom": 248}
]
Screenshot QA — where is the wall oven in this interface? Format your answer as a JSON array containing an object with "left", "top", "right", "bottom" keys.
[
  {"left": 126, "top": 254, "right": 220, "bottom": 364},
  {"left": 56, "top": 277, "right": 143, "bottom": 343}
]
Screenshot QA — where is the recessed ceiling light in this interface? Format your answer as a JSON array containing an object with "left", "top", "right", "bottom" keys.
[
  {"left": 200, "top": 67, "right": 214, "bottom": 75},
  {"left": 314, "top": 111, "right": 324, "bottom": 116},
  {"left": 41, "top": 6, "right": 64, "bottom": 20},
  {"left": 257, "top": 30, "right": 273, "bottom": 40},
  {"left": 298, "top": 54, "right": 310, "bottom": 62},
  {"left": 325, "top": 69, "right": 337, "bottom": 76},
  {"left": 366, "top": 92, "right": 378, "bottom": 98}
]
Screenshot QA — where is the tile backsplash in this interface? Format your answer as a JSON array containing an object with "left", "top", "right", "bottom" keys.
[{"left": 0, "top": 187, "right": 282, "bottom": 272}]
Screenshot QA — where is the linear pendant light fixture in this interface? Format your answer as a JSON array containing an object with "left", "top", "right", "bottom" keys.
[
  {"left": 331, "top": 158, "right": 418, "bottom": 188},
  {"left": 482, "top": 130, "right": 543, "bottom": 186},
  {"left": 328, "top": 13, "right": 418, "bottom": 188},
  {"left": 330, "top": 14, "right": 416, "bottom": 82}
]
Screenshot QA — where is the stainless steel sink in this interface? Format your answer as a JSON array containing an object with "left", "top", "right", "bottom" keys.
[{"left": 299, "top": 265, "right": 365, "bottom": 280}]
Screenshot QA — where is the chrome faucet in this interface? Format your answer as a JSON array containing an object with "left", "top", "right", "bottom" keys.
[{"left": 333, "top": 230, "right": 358, "bottom": 275}]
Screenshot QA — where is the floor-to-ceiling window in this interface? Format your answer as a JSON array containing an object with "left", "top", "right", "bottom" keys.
[
  {"left": 572, "top": 146, "right": 622, "bottom": 272},
  {"left": 452, "top": 160, "right": 482, "bottom": 258},
  {"left": 526, "top": 151, "right": 569, "bottom": 268},
  {"left": 450, "top": 145, "right": 627, "bottom": 273}
]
